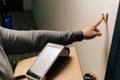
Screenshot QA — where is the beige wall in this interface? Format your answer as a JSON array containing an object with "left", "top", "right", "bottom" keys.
[{"left": 32, "top": 0, "right": 119, "bottom": 79}]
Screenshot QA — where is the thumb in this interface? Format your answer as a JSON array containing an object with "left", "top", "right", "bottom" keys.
[{"left": 95, "top": 32, "right": 102, "bottom": 36}]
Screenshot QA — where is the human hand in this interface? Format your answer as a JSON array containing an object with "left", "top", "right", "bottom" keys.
[{"left": 82, "top": 14, "right": 104, "bottom": 39}]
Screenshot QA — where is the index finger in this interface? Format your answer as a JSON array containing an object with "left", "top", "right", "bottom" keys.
[{"left": 93, "top": 14, "right": 104, "bottom": 28}]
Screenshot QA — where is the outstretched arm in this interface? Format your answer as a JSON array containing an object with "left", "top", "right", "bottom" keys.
[
  {"left": 0, "top": 27, "right": 83, "bottom": 54},
  {"left": 0, "top": 14, "right": 104, "bottom": 54}
]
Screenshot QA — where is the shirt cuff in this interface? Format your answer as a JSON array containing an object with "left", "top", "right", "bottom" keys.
[{"left": 74, "top": 31, "right": 84, "bottom": 41}]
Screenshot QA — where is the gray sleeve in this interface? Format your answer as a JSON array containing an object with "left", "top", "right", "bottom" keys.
[{"left": 0, "top": 27, "right": 83, "bottom": 54}]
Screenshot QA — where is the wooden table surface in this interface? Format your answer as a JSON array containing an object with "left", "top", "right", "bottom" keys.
[{"left": 14, "top": 47, "right": 83, "bottom": 80}]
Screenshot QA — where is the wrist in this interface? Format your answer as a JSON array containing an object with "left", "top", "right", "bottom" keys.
[{"left": 75, "top": 31, "right": 84, "bottom": 41}]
